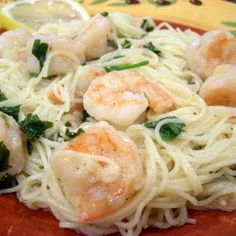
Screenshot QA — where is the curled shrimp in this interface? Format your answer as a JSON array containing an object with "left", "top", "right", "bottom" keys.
[
  {"left": 27, "top": 14, "right": 115, "bottom": 76},
  {"left": 83, "top": 70, "right": 173, "bottom": 128},
  {"left": 75, "top": 14, "right": 116, "bottom": 60},
  {"left": 0, "top": 29, "right": 31, "bottom": 61},
  {"left": 199, "top": 64, "right": 236, "bottom": 107},
  {"left": 74, "top": 64, "right": 105, "bottom": 96},
  {"left": 0, "top": 112, "right": 25, "bottom": 178},
  {"left": 26, "top": 34, "right": 85, "bottom": 76},
  {"left": 50, "top": 121, "right": 143, "bottom": 223},
  {"left": 186, "top": 30, "right": 236, "bottom": 80},
  {"left": 0, "top": 14, "right": 116, "bottom": 76}
]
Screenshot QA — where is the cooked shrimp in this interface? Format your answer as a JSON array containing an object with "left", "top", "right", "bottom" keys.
[
  {"left": 50, "top": 121, "right": 143, "bottom": 223},
  {"left": 74, "top": 64, "right": 105, "bottom": 96},
  {"left": 26, "top": 34, "right": 85, "bottom": 76},
  {"left": 186, "top": 30, "right": 236, "bottom": 80},
  {"left": 27, "top": 14, "right": 116, "bottom": 75},
  {"left": 83, "top": 70, "right": 173, "bottom": 128},
  {"left": 75, "top": 14, "right": 116, "bottom": 60},
  {"left": 0, "top": 29, "right": 31, "bottom": 61},
  {"left": 0, "top": 112, "right": 25, "bottom": 178},
  {"left": 0, "top": 14, "right": 115, "bottom": 76},
  {"left": 199, "top": 64, "right": 236, "bottom": 106}
]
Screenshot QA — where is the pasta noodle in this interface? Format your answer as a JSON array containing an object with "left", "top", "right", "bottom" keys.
[{"left": 0, "top": 12, "right": 236, "bottom": 236}]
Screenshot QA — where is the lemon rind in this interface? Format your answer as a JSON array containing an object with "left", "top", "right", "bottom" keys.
[{"left": 0, "top": 0, "right": 90, "bottom": 32}]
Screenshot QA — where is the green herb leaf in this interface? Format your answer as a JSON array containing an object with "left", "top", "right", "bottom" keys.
[
  {"left": 32, "top": 39, "right": 49, "bottom": 72},
  {"left": 91, "top": 0, "right": 109, "bottom": 5},
  {"left": 230, "top": 30, "right": 236, "bottom": 36},
  {"left": 107, "top": 39, "right": 118, "bottom": 49},
  {"left": 82, "top": 110, "right": 90, "bottom": 122},
  {"left": 82, "top": 110, "right": 96, "bottom": 122},
  {"left": 0, "top": 174, "right": 16, "bottom": 189},
  {"left": 26, "top": 139, "right": 34, "bottom": 155},
  {"left": 101, "top": 11, "right": 109, "bottom": 17},
  {"left": 0, "top": 90, "right": 7, "bottom": 102},
  {"left": 121, "top": 39, "right": 132, "bottom": 49},
  {"left": 19, "top": 114, "right": 53, "bottom": 141},
  {"left": 144, "top": 42, "right": 161, "bottom": 56},
  {"left": 145, "top": 116, "right": 185, "bottom": 141},
  {"left": 221, "top": 21, "right": 236, "bottom": 28},
  {"left": 0, "top": 105, "right": 21, "bottom": 121},
  {"left": 0, "top": 141, "right": 10, "bottom": 172},
  {"left": 109, "top": 2, "right": 127, "bottom": 6},
  {"left": 141, "top": 19, "right": 154, "bottom": 32},
  {"left": 104, "top": 60, "right": 149, "bottom": 72},
  {"left": 107, "top": 55, "right": 125, "bottom": 62},
  {"left": 65, "top": 128, "right": 84, "bottom": 141}
]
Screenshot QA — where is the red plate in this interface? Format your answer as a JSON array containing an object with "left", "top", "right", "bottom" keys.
[{"left": 1, "top": 193, "right": 236, "bottom": 236}]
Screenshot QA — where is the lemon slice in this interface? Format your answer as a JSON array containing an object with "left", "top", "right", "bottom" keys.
[{"left": 0, "top": 0, "right": 90, "bottom": 32}]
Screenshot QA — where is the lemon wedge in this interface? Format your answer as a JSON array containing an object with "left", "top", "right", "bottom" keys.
[{"left": 0, "top": 0, "right": 90, "bottom": 32}]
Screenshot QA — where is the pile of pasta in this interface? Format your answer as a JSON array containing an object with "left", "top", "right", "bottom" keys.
[{"left": 0, "top": 12, "right": 236, "bottom": 236}]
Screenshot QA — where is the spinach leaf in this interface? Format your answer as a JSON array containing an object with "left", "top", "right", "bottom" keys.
[
  {"left": 104, "top": 60, "right": 149, "bottom": 72},
  {"left": 32, "top": 39, "right": 49, "bottom": 72},
  {"left": 0, "top": 90, "right": 7, "bottom": 102},
  {"left": 145, "top": 116, "right": 185, "bottom": 141},
  {"left": 143, "top": 42, "right": 161, "bottom": 56},
  {"left": 19, "top": 114, "right": 53, "bottom": 141},
  {"left": 0, "top": 141, "right": 10, "bottom": 172},
  {"left": 0, "top": 90, "right": 21, "bottom": 121},
  {"left": 65, "top": 128, "right": 84, "bottom": 141},
  {"left": 101, "top": 12, "right": 109, "bottom": 17},
  {"left": 121, "top": 39, "right": 131, "bottom": 49},
  {"left": 26, "top": 139, "right": 34, "bottom": 155},
  {"left": 0, "top": 105, "right": 21, "bottom": 121},
  {"left": 0, "top": 174, "right": 16, "bottom": 189},
  {"left": 107, "top": 39, "right": 118, "bottom": 49},
  {"left": 141, "top": 19, "right": 154, "bottom": 32}
]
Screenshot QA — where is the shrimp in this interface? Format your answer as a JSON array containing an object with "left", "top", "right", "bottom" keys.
[
  {"left": 26, "top": 34, "right": 85, "bottom": 76},
  {"left": 199, "top": 64, "right": 236, "bottom": 107},
  {"left": 0, "top": 112, "right": 25, "bottom": 178},
  {"left": 186, "top": 30, "right": 236, "bottom": 80},
  {"left": 27, "top": 14, "right": 116, "bottom": 76},
  {"left": 83, "top": 70, "right": 173, "bottom": 128},
  {"left": 75, "top": 14, "right": 116, "bottom": 60},
  {"left": 0, "top": 14, "right": 115, "bottom": 76},
  {"left": 50, "top": 121, "right": 143, "bottom": 223},
  {"left": 74, "top": 64, "right": 105, "bottom": 96},
  {"left": 0, "top": 29, "right": 31, "bottom": 61}
]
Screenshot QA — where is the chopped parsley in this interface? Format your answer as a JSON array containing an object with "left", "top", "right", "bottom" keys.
[
  {"left": 26, "top": 139, "right": 34, "bottom": 155},
  {"left": 101, "top": 12, "right": 109, "bottom": 17},
  {"left": 107, "top": 39, "right": 118, "bottom": 49},
  {"left": 107, "top": 55, "right": 125, "bottom": 62},
  {"left": 32, "top": 39, "right": 49, "bottom": 72},
  {"left": 19, "top": 114, "right": 53, "bottom": 141},
  {"left": 121, "top": 39, "right": 132, "bottom": 49},
  {"left": 82, "top": 110, "right": 96, "bottom": 122},
  {"left": 143, "top": 42, "right": 161, "bottom": 56},
  {"left": 141, "top": 19, "right": 154, "bottom": 33},
  {"left": 0, "top": 90, "right": 7, "bottom": 102},
  {"left": 145, "top": 116, "right": 185, "bottom": 141},
  {"left": 0, "top": 90, "right": 20, "bottom": 121},
  {"left": 0, "top": 105, "right": 21, "bottom": 121},
  {"left": 0, "top": 141, "right": 10, "bottom": 172},
  {"left": 65, "top": 128, "right": 84, "bottom": 141},
  {"left": 104, "top": 60, "right": 149, "bottom": 72},
  {"left": 0, "top": 174, "right": 16, "bottom": 189}
]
